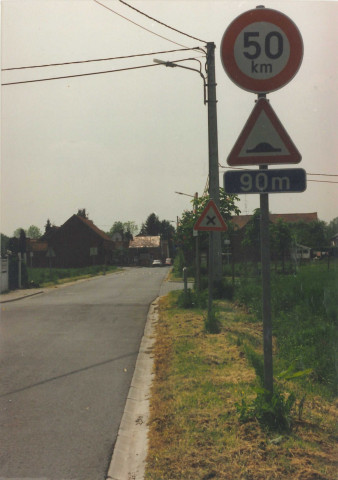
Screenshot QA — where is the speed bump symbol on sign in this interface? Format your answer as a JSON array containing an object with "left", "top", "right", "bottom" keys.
[{"left": 227, "top": 98, "right": 301, "bottom": 166}]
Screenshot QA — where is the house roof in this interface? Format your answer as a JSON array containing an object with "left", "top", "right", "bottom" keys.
[
  {"left": 76, "top": 215, "right": 112, "bottom": 242},
  {"left": 129, "top": 236, "right": 161, "bottom": 249},
  {"left": 231, "top": 212, "right": 318, "bottom": 230},
  {"left": 44, "top": 214, "right": 113, "bottom": 243}
]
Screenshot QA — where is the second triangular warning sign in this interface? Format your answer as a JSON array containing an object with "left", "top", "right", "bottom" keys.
[
  {"left": 194, "top": 200, "right": 227, "bottom": 231},
  {"left": 227, "top": 98, "right": 301, "bottom": 166}
]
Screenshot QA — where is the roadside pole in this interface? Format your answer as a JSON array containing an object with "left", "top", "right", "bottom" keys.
[
  {"left": 259, "top": 166, "right": 273, "bottom": 394},
  {"left": 194, "top": 200, "right": 228, "bottom": 318},
  {"left": 208, "top": 231, "right": 214, "bottom": 314},
  {"left": 206, "top": 42, "right": 222, "bottom": 283},
  {"left": 193, "top": 192, "right": 201, "bottom": 293}
]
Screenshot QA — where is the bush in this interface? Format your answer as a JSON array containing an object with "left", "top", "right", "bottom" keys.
[
  {"left": 213, "top": 278, "right": 235, "bottom": 300},
  {"left": 195, "top": 276, "right": 234, "bottom": 300},
  {"left": 177, "top": 289, "right": 194, "bottom": 309},
  {"left": 176, "top": 289, "right": 208, "bottom": 310}
]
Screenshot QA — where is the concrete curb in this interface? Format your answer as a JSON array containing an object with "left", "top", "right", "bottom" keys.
[
  {"left": 0, "top": 291, "right": 44, "bottom": 304},
  {"left": 106, "top": 299, "right": 158, "bottom": 480}
]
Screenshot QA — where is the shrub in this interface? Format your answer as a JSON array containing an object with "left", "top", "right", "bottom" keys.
[
  {"left": 176, "top": 289, "right": 208, "bottom": 310},
  {"left": 177, "top": 289, "right": 194, "bottom": 309},
  {"left": 213, "top": 278, "right": 235, "bottom": 300}
]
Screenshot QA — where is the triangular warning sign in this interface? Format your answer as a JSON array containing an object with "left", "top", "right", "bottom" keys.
[
  {"left": 194, "top": 200, "right": 227, "bottom": 231},
  {"left": 227, "top": 98, "right": 301, "bottom": 166}
]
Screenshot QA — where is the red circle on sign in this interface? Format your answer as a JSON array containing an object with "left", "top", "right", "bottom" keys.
[{"left": 220, "top": 8, "right": 303, "bottom": 93}]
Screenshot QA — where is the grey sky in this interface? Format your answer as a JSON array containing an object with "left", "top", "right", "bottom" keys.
[{"left": 1, "top": 0, "right": 337, "bottom": 236}]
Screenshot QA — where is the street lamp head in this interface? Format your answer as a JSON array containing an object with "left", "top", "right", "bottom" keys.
[
  {"left": 175, "top": 191, "right": 195, "bottom": 198},
  {"left": 153, "top": 58, "right": 176, "bottom": 68}
]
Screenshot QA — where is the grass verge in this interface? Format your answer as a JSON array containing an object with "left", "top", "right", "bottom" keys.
[
  {"left": 145, "top": 292, "right": 337, "bottom": 480},
  {"left": 27, "top": 265, "right": 120, "bottom": 287}
]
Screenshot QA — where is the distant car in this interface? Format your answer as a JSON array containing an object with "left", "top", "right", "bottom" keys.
[
  {"left": 152, "top": 259, "right": 162, "bottom": 267},
  {"left": 165, "top": 258, "right": 172, "bottom": 266}
]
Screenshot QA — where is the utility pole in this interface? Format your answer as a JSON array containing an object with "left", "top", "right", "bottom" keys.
[
  {"left": 206, "top": 42, "right": 222, "bottom": 282},
  {"left": 193, "top": 192, "right": 200, "bottom": 292},
  {"left": 155, "top": 47, "right": 223, "bottom": 283}
]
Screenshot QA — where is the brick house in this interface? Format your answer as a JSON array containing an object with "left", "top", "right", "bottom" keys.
[{"left": 32, "top": 214, "right": 115, "bottom": 268}]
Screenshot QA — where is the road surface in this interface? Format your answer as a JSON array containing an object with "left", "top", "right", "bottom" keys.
[{"left": 0, "top": 267, "right": 173, "bottom": 480}]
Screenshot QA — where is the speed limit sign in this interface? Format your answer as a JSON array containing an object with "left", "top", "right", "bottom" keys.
[{"left": 220, "top": 8, "right": 303, "bottom": 93}]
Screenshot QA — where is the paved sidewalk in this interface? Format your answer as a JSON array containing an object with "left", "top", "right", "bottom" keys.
[
  {"left": 0, "top": 278, "right": 90, "bottom": 304},
  {"left": 0, "top": 287, "right": 46, "bottom": 303}
]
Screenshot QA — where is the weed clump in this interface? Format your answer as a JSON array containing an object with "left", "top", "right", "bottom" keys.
[{"left": 236, "top": 387, "right": 296, "bottom": 432}]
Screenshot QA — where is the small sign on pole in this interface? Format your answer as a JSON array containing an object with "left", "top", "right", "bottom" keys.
[{"left": 194, "top": 200, "right": 227, "bottom": 232}]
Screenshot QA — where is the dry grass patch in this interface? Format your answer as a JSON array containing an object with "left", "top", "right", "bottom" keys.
[{"left": 145, "top": 292, "right": 337, "bottom": 480}]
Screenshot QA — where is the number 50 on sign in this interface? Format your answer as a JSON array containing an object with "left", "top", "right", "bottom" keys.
[{"left": 220, "top": 7, "right": 303, "bottom": 93}]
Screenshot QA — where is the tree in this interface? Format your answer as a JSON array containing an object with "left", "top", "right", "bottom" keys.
[
  {"left": 140, "top": 213, "right": 161, "bottom": 236},
  {"left": 242, "top": 208, "right": 261, "bottom": 267},
  {"left": 1, "top": 233, "right": 10, "bottom": 256},
  {"left": 242, "top": 208, "right": 261, "bottom": 250},
  {"left": 160, "top": 220, "right": 175, "bottom": 240},
  {"left": 123, "top": 221, "right": 138, "bottom": 237},
  {"left": 27, "top": 225, "right": 42, "bottom": 239},
  {"left": 290, "top": 220, "right": 328, "bottom": 249},
  {"left": 108, "top": 221, "right": 138, "bottom": 241},
  {"left": 270, "top": 219, "right": 292, "bottom": 272},
  {"left": 13, "top": 228, "right": 26, "bottom": 238},
  {"left": 326, "top": 217, "right": 338, "bottom": 239}
]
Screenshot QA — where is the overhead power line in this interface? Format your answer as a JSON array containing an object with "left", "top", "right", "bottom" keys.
[
  {"left": 218, "top": 164, "right": 338, "bottom": 183},
  {"left": 117, "top": 0, "right": 208, "bottom": 44},
  {"left": 1, "top": 63, "right": 160, "bottom": 86},
  {"left": 307, "top": 180, "right": 338, "bottom": 184},
  {"left": 93, "top": 0, "right": 189, "bottom": 49},
  {"left": 1, "top": 56, "right": 204, "bottom": 86},
  {"left": 2, "top": 47, "right": 200, "bottom": 71}
]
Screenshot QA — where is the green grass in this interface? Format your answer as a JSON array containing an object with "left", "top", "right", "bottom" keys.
[
  {"left": 234, "top": 262, "right": 338, "bottom": 396},
  {"left": 27, "top": 265, "right": 120, "bottom": 287},
  {"left": 145, "top": 292, "right": 338, "bottom": 479}
]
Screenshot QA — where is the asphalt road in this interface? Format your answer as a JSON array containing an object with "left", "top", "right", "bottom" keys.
[{"left": 0, "top": 267, "right": 172, "bottom": 480}]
